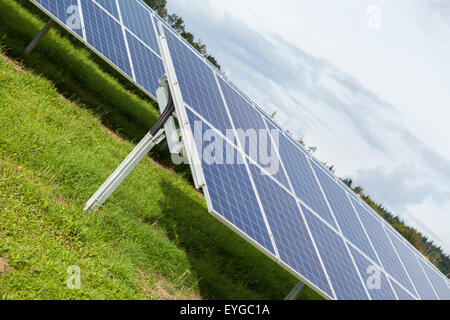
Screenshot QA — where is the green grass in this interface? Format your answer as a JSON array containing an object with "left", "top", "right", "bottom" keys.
[{"left": 0, "top": 0, "right": 323, "bottom": 300}]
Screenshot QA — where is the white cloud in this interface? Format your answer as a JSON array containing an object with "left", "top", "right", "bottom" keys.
[{"left": 354, "top": 163, "right": 448, "bottom": 210}]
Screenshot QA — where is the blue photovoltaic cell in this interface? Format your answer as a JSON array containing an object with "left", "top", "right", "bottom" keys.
[
  {"left": 248, "top": 164, "right": 333, "bottom": 298},
  {"left": 386, "top": 229, "right": 438, "bottom": 299},
  {"left": 302, "top": 204, "right": 368, "bottom": 300},
  {"left": 418, "top": 258, "right": 450, "bottom": 300},
  {"left": 94, "top": 0, "right": 119, "bottom": 19},
  {"left": 311, "top": 162, "right": 379, "bottom": 264},
  {"left": 164, "top": 27, "right": 233, "bottom": 136},
  {"left": 186, "top": 108, "right": 274, "bottom": 254},
  {"left": 273, "top": 127, "right": 337, "bottom": 229},
  {"left": 352, "top": 198, "right": 416, "bottom": 295},
  {"left": 349, "top": 245, "right": 396, "bottom": 300},
  {"left": 391, "top": 281, "right": 415, "bottom": 300},
  {"left": 81, "top": 0, "right": 132, "bottom": 77},
  {"left": 117, "top": 0, "right": 159, "bottom": 54},
  {"left": 217, "top": 76, "right": 268, "bottom": 156},
  {"left": 217, "top": 76, "right": 290, "bottom": 189},
  {"left": 126, "top": 30, "right": 164, "bottom": 95},
  {"left": 35, "top": 0, "right": 83, "bottom": 37}
]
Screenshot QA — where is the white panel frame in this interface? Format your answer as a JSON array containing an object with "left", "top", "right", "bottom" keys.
[
  {"left": 157, "top": 23, "right": 205, "bottom": 189},
  {"left": 76, "top": 0, "right": 87, "bottom": 40}
]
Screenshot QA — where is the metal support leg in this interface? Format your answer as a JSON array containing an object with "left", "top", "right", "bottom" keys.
[
  {"left": 84, "top": 82, "right": 176, "bottom": 211},
  {"left": 284, "top": 281, "right": 306, "bottom": 300},
  {"left": 83, "top": 129, "right": 166, "bottom": 211},
  {"left": 24, "top": 20, "right": 54, "bottom": 55}
]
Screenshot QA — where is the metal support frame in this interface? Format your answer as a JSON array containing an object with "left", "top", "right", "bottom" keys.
[
  {"left": 24, "top": 19, "right": 54, "bottom": 55},
  {"left": 156, "top": 76, "right": 182, "bottom": 156},
  {"left": 83, "top": 77, "right": 178, "bottom": 211},
  {"left": 284, "top": 281, "right": 306, "bottom": 300}
]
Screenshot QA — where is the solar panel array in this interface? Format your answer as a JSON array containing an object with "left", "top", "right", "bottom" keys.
[
  {"left": 158, "top": 23, "right": 450, "bottom": 300},
  {"left": 31, "top": 0, "right": 450, "bottom": 300}
]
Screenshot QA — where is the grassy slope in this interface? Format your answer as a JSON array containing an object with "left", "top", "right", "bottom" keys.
[{"left": 0, "top": 0, "right": 321, "bottom": 300}]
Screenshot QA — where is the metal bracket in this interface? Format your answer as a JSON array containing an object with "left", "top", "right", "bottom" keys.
[
  {"left": 83, "top": 79, "right": 178, "bottom": 211},
  {"left": 156, "top": 75, "right": 183, "bottom": 156},
  {"left": 284, "top": 281, "right": 306, "bottom": 300},
  {"left": 24, "top": 19, "right": 54, "bottom": 55}
]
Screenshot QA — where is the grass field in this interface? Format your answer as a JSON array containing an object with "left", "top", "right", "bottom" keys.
[{"left": 0, "top": 0, "right": 322, "bottom": 300}]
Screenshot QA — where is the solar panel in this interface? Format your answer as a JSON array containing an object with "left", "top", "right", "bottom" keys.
[
  {"left": 35, "top": 0, "right": 84, "bottom": 38},
  {"left": 32, "top": 0, "right": 164, "bottom": 100},
  {"left": 311, "top": 162, "right": 380, "bottom": 264},
  {"left": 157, "top": 19, "right": 449, "bottom": 300},
  {"left": 247, "top": 161, "right": 334, "bottom": 298},
  {"left": 94, "top": 0, "right": 119, "bottom": 19},
  {"left": 391, "top": 280, "right": 416, "bottom": 300},
  {"left": 185, "top": 108, "right": 276, "bottom": 255},
  {"left": 351, "top": 198, "right": 417, "bottom": 296},
  {"left": 418, "top": 257, "right": 450, "bottom": 300},
  {"left": 163, "top": 26, "right": 233, "bottom": 136},
  {"left": 216, "top": 76, "right": 290, "bottom": 188},
  {"left": 386, "top": 228, "right": 438, "bottom": 299},
  {"left": 348, "top": 245, "right": 397, "bottom": 300},
  {"left": 272, "top": 124, "right": 339, "bottom": 230},
  {"left": 30, "top": 0, "right": 449, "bottom": 300}
]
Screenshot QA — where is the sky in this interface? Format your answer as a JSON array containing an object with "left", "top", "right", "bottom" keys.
[{"left": 166, "top": 0, "right": 450, "bottom": 254}]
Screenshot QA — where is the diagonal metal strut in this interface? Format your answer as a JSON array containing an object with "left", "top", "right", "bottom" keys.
[
  {"left": 83, "top": 90, "right": 175, "bottom": 211},
  {"left": 284, "top": 281, "right": 306, "bottom": 300},
  {"left": 24, "top": 19, "right": 54, "bottom": 55}
]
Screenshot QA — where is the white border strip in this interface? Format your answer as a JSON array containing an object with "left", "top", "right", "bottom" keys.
[
  {"left": 115, "top": 0, "right": 136, "bottom": 81},
  {"left": 158, "top": 22, "right": 205, "bottom": 189},
  {"left": 76, "top": 0, "right": 87, "bottom": 40}
]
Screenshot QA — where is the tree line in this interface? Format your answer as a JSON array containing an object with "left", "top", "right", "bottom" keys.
[{"left": 143, "top": 0, "right": 221, "bottom": 70}]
